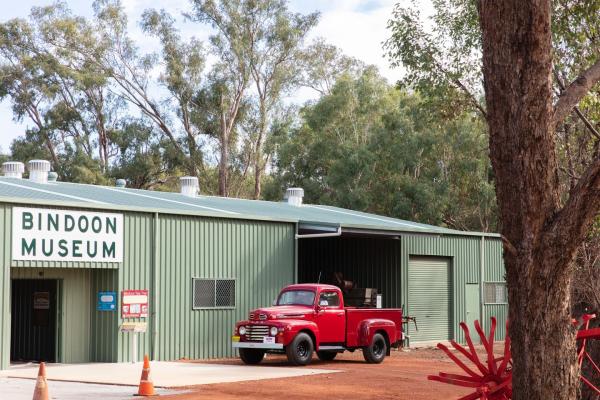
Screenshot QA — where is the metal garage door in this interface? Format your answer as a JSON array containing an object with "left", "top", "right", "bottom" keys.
[{"left": 408, "top": 257, "right": 452, "bottom": 343}]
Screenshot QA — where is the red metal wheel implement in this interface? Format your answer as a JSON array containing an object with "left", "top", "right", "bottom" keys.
[
  {"left": 427, "top": 317, "right": 511, "bottom": 400},
  {"left": 428, "top": 314, "right": 600, "bottom": 399}
]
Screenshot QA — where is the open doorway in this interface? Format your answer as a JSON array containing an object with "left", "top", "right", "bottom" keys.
[{"left": 11, "top": 279, "right": 58, "bottom": 363}]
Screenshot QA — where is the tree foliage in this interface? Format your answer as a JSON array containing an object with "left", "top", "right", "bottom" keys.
[{"left": 268, "top": 68, "right": 496, "bottom": 231}]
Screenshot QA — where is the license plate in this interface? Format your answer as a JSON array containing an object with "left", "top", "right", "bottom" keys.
[
  {"left": 232, "top": 335, "right": 240, "bottom": 342},
  {"left": 263, "top": 336, "right": 275, "bottom": 344}
]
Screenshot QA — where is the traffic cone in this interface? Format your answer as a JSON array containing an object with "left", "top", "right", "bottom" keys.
[
  {"left": 32, "top": 362, "right": 50, "bottom": 400},
  {"left": 135, "top": 355, "right": 156, "bottom": 396}
]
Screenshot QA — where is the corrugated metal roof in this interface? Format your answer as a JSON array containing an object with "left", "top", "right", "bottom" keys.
[{"left": 0, "top": 177, "right": 499, "bottom": 237}]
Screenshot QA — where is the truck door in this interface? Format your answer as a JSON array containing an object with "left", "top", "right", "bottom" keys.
[{"left": 316, "top": 291, "right": 346, "bottom": 344}]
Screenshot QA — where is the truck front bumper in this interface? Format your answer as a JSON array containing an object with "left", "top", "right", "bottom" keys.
[{"left": 232, "top": 341, "right": 284, "bottom": 350}]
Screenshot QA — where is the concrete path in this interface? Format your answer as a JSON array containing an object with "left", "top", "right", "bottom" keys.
[
  {"left": 0, "top": 361, "right": 338, "bottom": 388},
  {"left": 0, "top": 377, "right": 182, "bottom": 400}
]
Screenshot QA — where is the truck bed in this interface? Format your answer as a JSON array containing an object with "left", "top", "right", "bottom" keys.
[{"left": 345, "top": 308, "right": 403, "bottom": 348}]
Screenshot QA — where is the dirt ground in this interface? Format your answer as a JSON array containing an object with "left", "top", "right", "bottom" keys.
[{"left": 161, "top": 347, "right": 473, "bottom": 400}]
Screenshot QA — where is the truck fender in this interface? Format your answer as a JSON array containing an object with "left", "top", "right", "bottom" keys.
[
  {"left": 358, "top": 319, "right": 396, "bottom": 348},
  {"left": 286, "top": 321, "right": 320, "bottom": 349}
]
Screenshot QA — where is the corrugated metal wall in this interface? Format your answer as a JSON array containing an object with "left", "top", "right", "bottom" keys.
[
  {"left": 401, "top": 234, "right": 506, "bottom": 344},
  {"left": 482, "top": 238, "right": 507, "bottom": 340},
  {"left": 90, "top": 269, "right": 118, "bottom": 362},
  {"left": 154, "top": 215, "right": 295, "bottom": 360},
  {"left": 298, "top": 237, "right": 402, "bottom": 308},
  {"left": 116, "top": 213, "right": 153, "bottom": 362}
]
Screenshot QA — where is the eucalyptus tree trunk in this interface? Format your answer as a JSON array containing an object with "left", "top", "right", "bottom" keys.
[{"left": 478, "top": 0, "right": 600, "bottom": 399}]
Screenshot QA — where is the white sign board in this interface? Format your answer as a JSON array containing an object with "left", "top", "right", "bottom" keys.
[{"left": 12, "top": 207, "right": 123, "bottom": 262}]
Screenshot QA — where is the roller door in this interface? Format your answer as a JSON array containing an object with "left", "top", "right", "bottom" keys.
[{"left": 408, "top": 257, "right": 452, "bottom": 343}]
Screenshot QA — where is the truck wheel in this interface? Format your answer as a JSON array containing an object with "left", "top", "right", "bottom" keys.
[
  {"left": 239, "top": 348, "right": 265, "bottom": 365},
  {"left": 317, "top": 351, "right": 337, "bottom": 361},
  {"left": 363, "top": 333, "right": 387, "bottom": 364},
  {"left": 286, "top": 332, "right": 314, "bottom": 366}
]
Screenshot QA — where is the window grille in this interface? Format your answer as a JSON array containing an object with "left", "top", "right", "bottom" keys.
[
  {"left": 193, "top": 278, "right": 235, "bottom": 309},
  {"left": 484, "top": 282, "right": 507, "bottom": 304}
]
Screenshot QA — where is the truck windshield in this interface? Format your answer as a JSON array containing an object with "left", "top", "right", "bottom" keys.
[{"left": 277, "top": 290, "right": 316, "bottom": 306}]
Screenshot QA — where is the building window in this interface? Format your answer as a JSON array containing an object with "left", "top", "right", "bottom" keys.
[
  {"left": 484, "top": 282, "right": 507, "bottom": 304},
  {"left": 192, "top": 278, "right": 235, "bottom": 309}
]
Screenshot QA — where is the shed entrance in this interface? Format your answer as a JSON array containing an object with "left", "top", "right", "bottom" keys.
[
  {"left": 11, "top": 279, "right": 58, "bottom": 362},
  {"left": 297, "top": 233, "right": 402, "bottom": 309},
  {"left": 407, "top": 256, "right": 452, "bottom": 343}
]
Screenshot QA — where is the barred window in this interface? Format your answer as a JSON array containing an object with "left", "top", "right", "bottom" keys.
[
  {"left": 484, "top": 282, "right": 507, "bottom": 304},
  {"left": 193, "top": 278, "right": 235, "bottom": 309}
]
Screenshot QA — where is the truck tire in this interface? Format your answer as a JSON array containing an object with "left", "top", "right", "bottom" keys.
[
  {"left": 286, "top": 332, "right": 314, "bottom": 366},
  {"left": 239, "top": 348, "right": 265, "bottom": 365},
  {"left": 363, "top": 333, "right": 387, "bottom": 364},
  {"left": 317, "top": 351, "right": 337, "bottom": 361}
]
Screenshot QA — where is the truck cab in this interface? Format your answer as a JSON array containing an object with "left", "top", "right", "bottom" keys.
[{"left": 232, "top": 284, "right": 402, "bottom": 366}]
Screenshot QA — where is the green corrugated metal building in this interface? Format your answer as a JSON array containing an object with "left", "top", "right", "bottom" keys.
[{"left": 0, "top": 162, "right": 507, "bottom": 370}]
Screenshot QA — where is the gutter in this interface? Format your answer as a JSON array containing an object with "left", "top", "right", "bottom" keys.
[{"left": 295, "top": 226, "right": 342, "bottom": 239}]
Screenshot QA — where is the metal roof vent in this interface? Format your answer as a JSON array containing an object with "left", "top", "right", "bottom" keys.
[
  {"left": 2, "top": 161, "right": 25, "bottom": 178},
  {"left": 47, "top": 171, "right": 58, "bottom": 182},
  {"left": 115, "top": 179, "right": 127, "bottom": 188},
  {"left": 284, "top": 187, "right": 304, "bottom": 206},
  {"left": 28, "top": 160, "right": 51, "bottom": 184},
  {"left": 180, "top": 176, "right": 199, "bottom": 197}
]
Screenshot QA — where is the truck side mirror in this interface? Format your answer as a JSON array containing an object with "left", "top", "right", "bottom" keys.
[{"left": 272, "top": 299, "right": 277, "bottom": 306}]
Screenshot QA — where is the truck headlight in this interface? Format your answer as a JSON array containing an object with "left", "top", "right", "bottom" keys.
[
  {"left": 270, "top": 326, "right": 278, "bottom": 336},
  {"left": 239, "top": 326, "right": 247, "bottom": 335}
]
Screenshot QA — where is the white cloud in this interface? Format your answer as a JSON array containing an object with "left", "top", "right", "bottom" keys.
[{"left": 308, "top": 1, "right": 402, "bottom": 84}]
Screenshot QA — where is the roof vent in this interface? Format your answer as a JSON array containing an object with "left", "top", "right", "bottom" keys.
[
  {"left": 47, "top": 171, "right": 58, "bottom": 182},
  {"left": 2, "top": 161, "right": 25, "bottom": 178},
  {"left": 28, "top": 160, "right": 51, "bottom": 184},
  {"left": 115, "top": 179, "right": 127, "bottom": 188},
  {"left": 284, "top": 187, "right": 304, "bottom": 206},
  {"left": 180, "top": 176, "right": 199, "bottom": 197}
]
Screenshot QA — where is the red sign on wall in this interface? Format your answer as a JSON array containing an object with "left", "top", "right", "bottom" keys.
[{"left": 121, "top": 290, "right": 149, "bottom": 318}]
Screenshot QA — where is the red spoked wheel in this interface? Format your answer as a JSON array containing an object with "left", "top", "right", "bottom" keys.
[
  {"left": 427, "top": 317, "right": 512, "bottom": 400},
  {"left": 576, "top": 313, "right": 600, "bottom": 395}
]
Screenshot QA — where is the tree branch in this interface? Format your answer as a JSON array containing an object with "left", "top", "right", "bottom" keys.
[
  {"left": 554, "top": 69, "right": 600, "bottom": 140},
  {"left": 546, "top": 155, "right": 600, "bottom": 270},
  {"left": 553, "top": 58, "right": 600, "bottom": 126}
]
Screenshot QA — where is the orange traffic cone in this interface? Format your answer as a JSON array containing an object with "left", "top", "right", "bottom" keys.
[
  {"left": 32, "top": 362, "right": 50, "bottom": 400},
  {"left": 135, "top": 355, "right": 156, "bottom": 396}
]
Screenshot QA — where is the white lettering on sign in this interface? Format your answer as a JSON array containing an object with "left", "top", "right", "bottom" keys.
[
  {"left": 12, "top": 207, "right": 123, "bottom": 262},
  {"left": 122, "top": 295, "right": 148, "bottom": 304}
]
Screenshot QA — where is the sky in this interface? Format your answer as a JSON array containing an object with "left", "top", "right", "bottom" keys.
[{"left": 0, "top": 0, "right": 413, "bottom": 152}]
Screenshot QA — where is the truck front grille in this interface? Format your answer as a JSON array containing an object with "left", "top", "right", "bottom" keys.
[
  {"left": 248, "top": 313, "right": 267, "bottom": 320},
  {"left": 245, "top": 325, "right": 270, "bottom": 342}
]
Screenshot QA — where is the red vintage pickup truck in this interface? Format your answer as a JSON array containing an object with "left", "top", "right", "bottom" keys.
[{"left": 232, "top": 283, "right": 403, "bottom": 366}]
